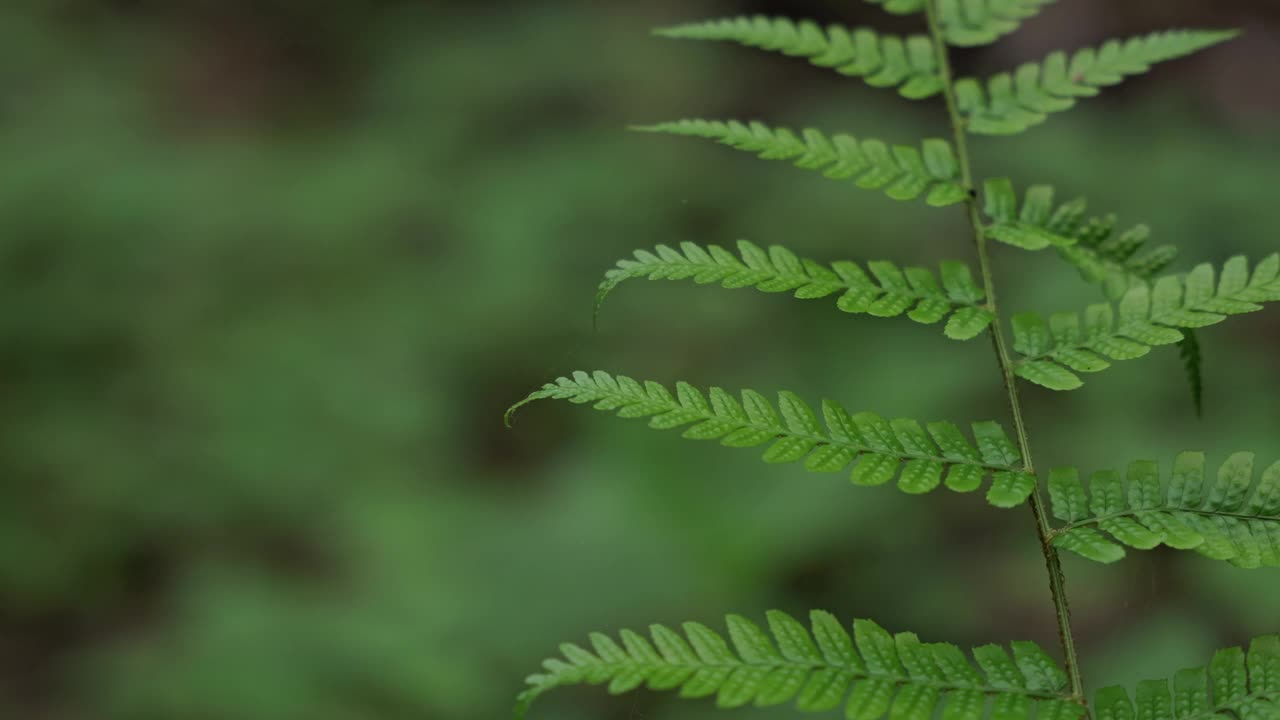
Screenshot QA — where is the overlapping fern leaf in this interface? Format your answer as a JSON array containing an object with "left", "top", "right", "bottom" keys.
[
  {"left": 981, "top": 179, "right": 1081, "bottom": 252},
  {"left": 1178, "top": 329, "right": 1205, "bottom": 417},
  {"left": 516, "top": 610, "right": 1084, "bottom": 720},
  {"left": 982, "top": 182, "right": 1178, "bottom": 293},
  {"left": 1096, "top": 635, "right": 1280, "bottom": 720},
  {"left": 507, "top": 371, "right": 1037, "bottom": 507},
  {"left": 936, "top": 0, "right": 1058, "bottom": 47},
  {"left": 863, "top": 0, "right": 1057, "bottom": 47},
  {"left": 655, "top": 17, "right": 943, "bottom": 99},
  {"left": 955, "top": 30, "right": 1237, "bottom": 135},
  {"left": 1048, "top": 452, "right": 1280, "bottom": 567},
  {"left": 863, "top": 0, "right": 931, "bottom": 14},
  {"left": 1008, "top": 255, "right": 1280, "bottom": 391},
  {"left": 985, "top": 182, "right": 1209, "bottom": 408},
  {"left": 596, "top": 241, "right": 994, "bottom": 340},
  {"left": 634, "top": 120, "right": 969, "bottom": 207}
]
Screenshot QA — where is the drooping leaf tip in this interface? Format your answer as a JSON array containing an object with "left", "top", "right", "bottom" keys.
[
  {"left": 512, "top": 686, "right": 542, "bottom": 720},
  {"left": 504, "top": 391, "right": 549, "bottom": 428},
  {"left": 592, "top": 276, "right": 625, "bottom": 333},
  {"left": 651, "top": 24, "right": 691, "bottom": 39}
]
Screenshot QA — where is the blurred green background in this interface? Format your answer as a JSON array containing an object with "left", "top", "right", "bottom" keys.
[{"left": 0, "top": 1, "right": 1277, "bottom": 719}]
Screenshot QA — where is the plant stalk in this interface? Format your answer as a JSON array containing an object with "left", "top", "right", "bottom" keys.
[{"left": 923, "top": 3, "right": 1086, "bottom": 702}]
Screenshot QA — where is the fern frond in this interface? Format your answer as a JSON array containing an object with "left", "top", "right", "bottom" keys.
[
  {"left": 507, "top": 371, "right": 1037, "bottom": 507},
  {"left": 1048, "top": 452, "right": 1280, "bottom": 567},
  {"left": 862, "top": 0, "right": 927, "bottom": 14},
  {"left": 596, "top": 241, "right": 994, "bottom": 340},
  {"left": 1094, "top": 634, "right": 1279, "bottom": 720},
  {"left": 988, "top": 182, "right": 1207, "bottom": 407},
  {"left": 863, "top": 0, "right": 1056, "bottom": 47},
  {"left": 516, "top": 610, "right": 1084, "bottom": 720},
  {"left": 634, "top": 120, "right": 969, "bottom": 207},
  {"left": 984, "top": 182, "right": 1179, "bottom": 290},
  {"left": 654, "top": 17, "right": 944, "bottom": 99},
  {"left": 1008, "top": 255, "right": 1280, "bottom": 391},
  {"left": 955, "top": 30, "right": 1238, "bottom": 135},
  {"left": 981, "top": 179, "right": 1080, "bottom": 252},
  {"left": 937, "top": 0, "right": 1059, "bottom": 47},
  {"left": 1179, "top": 330, "right": 1205, "bottom": 418}
]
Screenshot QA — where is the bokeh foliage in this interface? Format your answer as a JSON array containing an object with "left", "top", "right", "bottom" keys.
[{"left": 0, "top": 1, "right": 1277, "bottom": 719}]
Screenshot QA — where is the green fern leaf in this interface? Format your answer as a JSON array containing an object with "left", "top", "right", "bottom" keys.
[
  {"left": 982, "top": 179, "right": 1080, "bottom": 251},
  {"left": 955, "top": 30, "right": 1238, "bottom": 135},
  {"left": 507, "top": 371, "right": 1035, "bottom": 507},
  {"left": 596, "top": 240, "right": 994, "bottom": 339},
  {"left": 634, "top": 120, "right": 969, "bottom": 206},
  {"left": 863, "top": 0, "right": 1056, "bottom": 47},
  {"left": 1009, "top": 255, "right": 1280, "bottom": 390},
  {"left": 516, "top": 610, "right": 1084, "bottom": 719},
  {"left": 989, "top": 183, "right": 1179, "bottom": 292},
  {"left": 1178, "top": 330, "right": 1205, "bottom": 418},
  {"left": 863, "top": 0, "right": 927, "bottom": 14},
  {"left": 655, "top": 17, "right": 944, "bottom": 99},
  {"left": 937, "top": 0, "right": 1059, "bottom": 47},
  {"left": 1093, "top": 635, "right": 1279, "bottom": 720},
  {"left": 993, "top": 183, "right": 1207, "bottom": 408},
  {"left": 1048, "top": 452, "right": 1280, "bottom": 567}
]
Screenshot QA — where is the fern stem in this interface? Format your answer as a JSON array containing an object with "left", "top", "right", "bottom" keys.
[{"left": 923, "top": 1, "right": 1087, "bottom": 703}]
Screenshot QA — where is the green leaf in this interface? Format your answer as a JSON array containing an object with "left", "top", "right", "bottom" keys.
[
  {"left": 517, "top": 611, "right": 1083, "bottom": 719},
  {"left": 1093, "top": 636, "right": 1280, "bottom": 720},
  {"left": 1014, "top": 361, "right": 1083, "bottom": 391},
  {"left": 985, "top": 183, "right": 1179, "bottom": 298},
  {"left": 1178, "top": 329, "right": 1205, "bottom": 418},
  {"left": 987, "top": 472, "right": 1038, "bottom": 509},
  {"left": 508, "top": 371, "right": 1030, "bottom": 506},
  {"left": 937, "top": 0, "right": 1058, "bottom": 47},
  {"left": 863, "top": 0, "right": 1057, "bottom": 47},
  {"left": 656, "top": 16, "right": 944, "bottom": 100},
  {"left": 634, "top": 119, "right": 967, "bottom": 206},
  {"left": 981, "top": 181, "right": 1085, "bottom": 252},
  {"left": 987, "top": 223, "right": 1070, "bottom": 252},
  {"left": 862, "top": 0, "right": 927, "bottom": 15},
  {"left": 946, "top": 307, "right": 997, "bottom": 340},
  {"left": 997, "top": 180, "right": 1202, "bottom": 410},
  {"left": 1009, "top": 256, "right": 1280, "bottom": 391},
  {"left": 595, "top": 241, "right": 989, "bottom": 338},
  {"left": 958, "top": 30, "right": 1239, "bottom": 135},
  {"left": 1049, "top": 452, "right": 1280, "bottom": 567}
]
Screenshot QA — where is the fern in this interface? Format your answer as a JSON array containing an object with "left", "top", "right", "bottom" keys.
[
  {"left": 987, "top": 182, "right": 1178, "bottom": 293},
  {"left": 955, "top": 30, "right": 1237, "bottom": 135},
  {"left": 633, "top": 120, "right": 969, "bottom": 207},
  {"left": 512, "top": 6, "right": 1268, "bottom": 720},
  {"left": 1179, "top": 330, "right": 1205, "bottom": 417},
  {"left": 981, "top": 179, "right": 1079, "bottom": 251},
  {"left": 507, "top": 371, "right": 1037, "bottom": 507},
  {"left": 863, "top": 0, "right": 931, "bottom": 15},
  {"left": 864, "top": 0, "right": 1057, "bottom": 47},
  {"left": 989, "top": 182, "right": 1209, "bottom": 408},
  {"left": 1096, "top": 635, "right": 1280, "bottom": 720},
  {"left": 936, "top": 0, "right": 1058, "bottom": 47},
  {"left": 517, "top": 610, "right": 1084, "bottom": 720},
  {"left": 596, "top": 241, "right": 994, "bottom": 340},
  {"left": 655, "top": 17, "right": 944, "bottom": 99},
  {"left": 1048, "top": 452, "right": 1280, "bottom": 567},
  {"left": 1009, "top": 256, "right": 1280, "bottom": 391}
]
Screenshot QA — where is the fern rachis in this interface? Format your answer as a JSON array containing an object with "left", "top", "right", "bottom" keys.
[{"left": 508, "top": 3, "right": 1265, "bottom": 720}]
